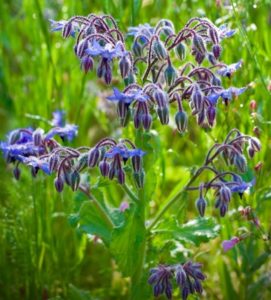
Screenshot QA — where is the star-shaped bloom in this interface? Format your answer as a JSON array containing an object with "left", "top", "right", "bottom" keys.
[
  {"left": 106, "top": 88, "right": 136, "bottom": 104},
  {"left": 18, "top": 156, "right": 51, "bottom": 174},
  {"left": 104, "top": 146, "right": 145, "bottom": 159},
  {"left": 51, "top": 110, "right": 66, "bottom": 127},
  {"left": 127, "top": 23, "right": 154, "bottom": 42},
  {"left": 230, "top": 178, "right": 255, "bottom": 194},
  {"left": 217, "top": 61, "right": 242, "bottom": 77},
  {"left": 220, "top": 87, "right": 247, "bottom": 100},
  {"left": 45, "top": 124, "right": 78, "bottom": 141},
  {"left": 85, "top": 41, "right": 127, "bottom": 60},
  {"left": 218, "top": 24, "right": 236, "bottom": 39},
  {"left": 49, "top": 19, "right": 79, "bottom": 37},
  {"left": 0, "top": 142, "right": 44, "bottom": 160}
]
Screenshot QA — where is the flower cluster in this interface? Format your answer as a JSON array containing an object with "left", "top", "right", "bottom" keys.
[
  {"left": 0, "top": 114, "right": 145, "bottom": 190},
  {"left": 51, "top": 15, "right": 246, "bottom": 132},
  {"left": 190, "top": 129, "right": 261, "bottom": 217},
  {"left": 148, "top": 261, "right": 206, "bottom": 300},
  {"left": 50, "top": 15, "right": 130, "bottom": 84}
]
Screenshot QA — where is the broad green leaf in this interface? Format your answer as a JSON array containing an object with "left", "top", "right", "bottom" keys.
[
  {"left": 78, "top": 201, "right": 113, "bottom": 246},
  {"left": 152, "top": 217, "right": 220, "bottom": 246},
  {"left": 110, "top": 203, "right": 146, "bottom": 277}
]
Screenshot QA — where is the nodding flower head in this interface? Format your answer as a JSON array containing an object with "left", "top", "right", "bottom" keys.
[
  {"left": 148, "top": 261, "right": 206, "bottom": 300},
  {"left": 51, "top": 14, "right": 245, "bottom": 132},
  {"left": 184, "top": 130, "right": 261, "bottom": 217}
]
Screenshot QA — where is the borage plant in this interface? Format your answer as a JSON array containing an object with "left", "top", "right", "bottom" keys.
[{"left": 0, "top": 14, "right": 265, "bottom": 300}]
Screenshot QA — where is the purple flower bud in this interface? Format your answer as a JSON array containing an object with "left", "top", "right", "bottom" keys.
[
  {"left": 119, "top": 55, "right": 131, "bottom": 78},
  {"left": 54, "top": 176, "right": 64, "bottom": 193},
  {"left": 104, "top": 62, "right": 112, "bottom": 85},
  {"left": 250, "top": 137, "right": 261, "bottom": 152},
  {"left": 209, "top": 27, "right": 219, "bottom": 44},
  {"left": 175, "top": 111, "right": 188, "bottom": 133},
  {"left": 195, "top": 51, "right": 205, "bottom": 64},
  {"left": 108, "top": 163, "right": 116, "bottom": 180},
  {"left": 182, "top": 286, "right": 189, "bottom": 300},
  {"left": 234, "top": 154, "right": 247, "bottom": 173},
  {"left": 195, "top": 197, "right": 207, "bottom": 217},
  {"left": 13, "top": 166, "right": 21, "bottom": 180},
  {"left": 176, "top": 265, "right": 187, "bottom": 286},
  {"left": 99, "top": 160, "right": 110, "bottom": 177},
  {"left": 192, "top": 88, "right": 203, "bottom": 112},
  {"left": 8, "top": 130, "right": 20, "bottom": 145},
  {"left": 133, "top": 113, "right": 142, "bottom": 129},
  {"left": 206, "top": 105, "right": 216, "bottom": 127},
  {"left": 193, "top": 279, "right": 203, "bottom": 294},
  {"left": 212, "top": 44, "right": 222, "bottom": 59},
  {"left": 119, "top": 201, "right": 129, "bottom": 212},
  {"left": 211, "top": 76, "right": 221, "bottom": 86},
  {"left": 76, "top": 153, "right": 88, "bottom": 172},
  {"left": 117, "top": 168, "right": 125, "bottom": 184},
  {"left": 132, "top": 41, "right": 142, "bottom": 57},
  {"left": 62, "top": 22, "right": 72, "bottom": 38},
  {"left": 157, "top": 107, "right": 169, "bottom": 125},
  {"left": 117, "top": 100, "right": 129, "bottom": 120},
  {"left": 77, "top": 39, "right": 89, "bottom": 58},
  {"left": 87, "top": 148, "right": 100, "bottom": 168},
  {"left": 70, "top": 170, "right": 80, "bottom": 191},
  {"left": 49, "top": 154, "right": 58, "bottom": 173},
  {"left": 33, "top": 128, "right": 43, "bottom": 146},
  {"left": 81, "top": 55, "right": 94, "bottom": 73},
  {"left": 220, "top": 185, "right": 232, "bottom": 203},
  {"left": 247, "top": 146, "right": 255, "bottom": 159},
  {"left": 222, "top": 237, "right": 240, "bottom": 252},
  {"left": 175, "top": 42, "right": 186, "bottom": 60},
  {"left": 207, "top": 52, "right": 217, "bottom": 65},
  {"left": 142, "top": 114, "right": 152, "bottom": 130},
  {"left": 153, "top": 39, "right": 168, "bottom": 60},
  {"left": 133, "top": 170, "right": 144, "bottom": 188},
  {"left": 164, "top": 64, "right": 177, "bottom": 86},
  {"left": 193, "top": 34, "right": 206, "bottom": 55},
  {"left": 132, "top": 155, "right": 142, "bottom": 172},
  {"left": 220, "top": 202, "right": 228, "bottom": 217},
  {"left": 153, "top": 89, "right": 168, "bottom": 108},
  {"left": 197, "top": 109, "right": 205, "bottom": 126}
]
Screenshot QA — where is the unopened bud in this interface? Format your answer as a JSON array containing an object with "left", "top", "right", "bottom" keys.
[
  {"left": 175, "top": 42, "right": 186, "bottom": 60},
  {"left": 153, "top": 39, "right": 167, "bottom": 60},
  {"left": 175, "top": 111, "right": 188, "bottom": 133},
  {"left": 87, "top": 148, "right": 100, "bottom": 167},
  {"left": 54, "top": 176, "right": 64, "bottom": 193},
  {"left": 119, "top": 55, "right": 131, "bottom": 78}
]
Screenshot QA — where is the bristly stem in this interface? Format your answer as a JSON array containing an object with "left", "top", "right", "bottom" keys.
[
  {"left": 121, "top": 183, "right": 139, "bottom": 202},
  {"left": 79, "top": 185, "right": 114, "bottom": 229}
]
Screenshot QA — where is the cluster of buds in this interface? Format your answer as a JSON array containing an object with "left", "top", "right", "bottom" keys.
[
  {"left": 148, "top": 261, "right": 206, "bottom": 300},
  {"left": 50, "top": 15, "right": 131, "bottom": 84},
  {"left": 51, "top": 15, "right": 246, "bottom": 132},
  {"left": 0, "top": 113, "right": 145, "bottom": 190},
  {"left": 191, "top": 129, "right": 261, "bottom": 217}
]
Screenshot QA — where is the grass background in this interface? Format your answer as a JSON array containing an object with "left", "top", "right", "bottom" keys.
[{"left": 0, "top": 0, "right": 271, "bottom": 299}]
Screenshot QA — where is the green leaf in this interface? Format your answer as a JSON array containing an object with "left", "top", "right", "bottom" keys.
[
  {"left": 249, "top": 252, "right": 271, "bottom": 272},
  {"left": 152, "top": 217, "right": 220, "bottom": 246},
  {"left": 78, "top": 201, "right": 112, "bottom": 246},
  {"left": 131, "top": 0, "right": 142, "bottom": 25},
  {"left": 110, "top": 203, "right": 146, "bottom": 277}
]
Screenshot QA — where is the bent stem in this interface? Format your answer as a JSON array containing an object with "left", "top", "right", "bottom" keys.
[
  {"left": 79, "top": 185, "right": 114, "bottom": 229},
  {"left": 147, "top": 166, "right": 208, "bottom": 232}
]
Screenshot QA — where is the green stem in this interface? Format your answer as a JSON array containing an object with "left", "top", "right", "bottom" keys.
[
  {"left": 130, "top": 188, "right": 146, "bottom": 300},
  {"left": 147, "top": 167, "right": 206, "bottom": 232},
  {"left": 121, "top": 183, "right": 139, "bottom": 202},
  {"left": 79, "top": 185, "right": 114, "bottom": 229}
]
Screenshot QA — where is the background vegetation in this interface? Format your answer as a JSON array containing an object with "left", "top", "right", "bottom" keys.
[{"left": 0, "top": 0, "right": 271, "bottom": 299}]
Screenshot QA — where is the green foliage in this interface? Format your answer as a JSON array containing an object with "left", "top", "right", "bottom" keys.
[{"left": 152, "top": 217, "right": 220, "bottom": 246}]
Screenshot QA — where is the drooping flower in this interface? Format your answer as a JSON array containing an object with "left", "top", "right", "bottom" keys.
[
  {"left": 45, "top": 124, "right": 78, "bottom": 141},
  {"left": 217, "top": 61, "right": 242, "bottom": 78},
  {"left": 222, "top": 237, "right": 240, "bottom": 252},
  {"left": 85, "top": 41, "right": 127, "bottom": 61},
  {"left": 51, "top": 110, "right": 66, "bottom": 127},
  {"left": 218, "top": 24, "right": 236, "bottom": 39},
  {"left": 49, "top": 19, "right": 79, "bottom": 37}
]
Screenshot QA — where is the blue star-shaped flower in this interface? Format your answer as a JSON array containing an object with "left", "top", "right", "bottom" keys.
[{"left": 217, "top": 61, "right": 242, "bottom": 77}]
